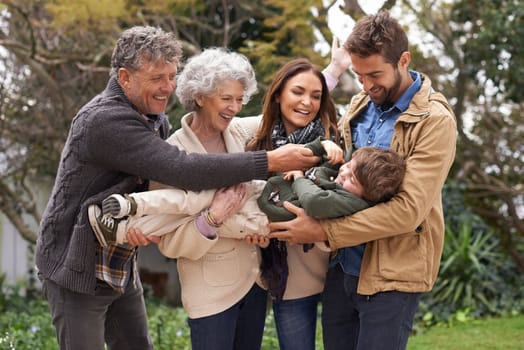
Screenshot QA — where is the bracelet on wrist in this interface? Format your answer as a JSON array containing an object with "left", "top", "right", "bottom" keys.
[{"left": 204, "top": 209, "right": 222, "bottom": 227}]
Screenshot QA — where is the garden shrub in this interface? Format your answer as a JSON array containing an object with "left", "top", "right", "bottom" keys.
[{"left": 415, "top": 182, "right": 524, "bottom": 330}]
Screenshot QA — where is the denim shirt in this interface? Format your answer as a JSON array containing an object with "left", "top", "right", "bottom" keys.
[{"left": 331, "top": 70, "right": 422, "bottom": 276}]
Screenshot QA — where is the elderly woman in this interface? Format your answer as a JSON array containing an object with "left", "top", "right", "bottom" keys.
[{"left": 143, "top": 48, "right": 267, "bottom": 350}]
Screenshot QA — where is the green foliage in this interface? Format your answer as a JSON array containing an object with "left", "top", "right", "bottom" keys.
[
  {"left": 145, "top": 299, "right": 191, "bottom": 350},
  {"left": 0, "top": 278, "right": 57, "bottom": 350},
  {"left": 0, "top": 301, "right": 58, "bottom": 350},
  {"left": 1, "top": 277, "right": 522, "bottom": 349},
  {"left": 239, "top": 0, "right": 328, "bottom": 87},
  {"left": 46, "top": 0, "right": 127, "bottom": 33},
  {"left": 401, "top": 1, "right": 524, "bottom": 272},
  {"left": 431, "top": 221, "right": 504, "bottom": 314},
  {"left": 0, "top": 284, "right": 326, "bottom": 350},
  {"left": 261, "top": 310, "right": 280, "bottom": 349},
  {"left": 415, "top": 182, "right": 524, "bottom": 328},
  {"left": 408, "top": 314, "right": 524, "bottom": 350},
  {"left": 441, "top": 182, "right": 488, "bottom": 238},
  {"left": 451, "top": 0, "right": 524, "bottom": 102}
]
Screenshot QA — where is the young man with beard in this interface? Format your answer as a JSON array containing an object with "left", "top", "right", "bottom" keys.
[{"left": 268, "top": 10, "right": 457, "bottom": 350}]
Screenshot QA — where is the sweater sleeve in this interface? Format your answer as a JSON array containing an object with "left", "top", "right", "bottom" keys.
[
  {"left": 84, "top": 105, "right": 267, "bottom": 191},
  {"left": 323, "top": 70, "right": 339, "bottom": 91},
  {"left": 292, "top": 178, "right": 369, "bottom": 219}
]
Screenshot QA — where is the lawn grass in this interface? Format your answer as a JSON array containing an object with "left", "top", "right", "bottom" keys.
[
  {"left": 407, "top": 315, "right": 524, "bottom": 350},
  {"left": 2, "top": 295, "right": 522, "bottom": 349}
]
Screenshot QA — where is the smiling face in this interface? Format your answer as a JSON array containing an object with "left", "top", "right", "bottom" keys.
[
  {"left": 118, "top": 59, "right": 177, "bottom": 115},
  {"left": 276, "top": 70, "right": 322, "bottom": 135},
  {"left": 196, "top": 79, "right": 245, "bottom": 134},
  {"left": 350, "top": 52, "right": 410, "bottom": 105},
  {"left": 334, "top": 160, "right": 365, "bottom": 197}
]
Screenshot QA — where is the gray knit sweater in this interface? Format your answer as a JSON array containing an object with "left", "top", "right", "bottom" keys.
[{"left": 36, "top": 76, "right": 268, "bottom": 294}]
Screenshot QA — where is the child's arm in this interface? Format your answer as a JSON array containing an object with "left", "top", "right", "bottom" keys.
[
  {"left": 304, "top": 136, "right": 344, "bottom": 166},
  {"left": 292, "top": 178, "right": 369, "bottom": 219},
  {"left": 323, "top": 37, "right": 352, "bottom": 90},
  {"left": 157, "top": 184, "right": 250, "bottom": 260},
  {"left": 320, "top": 139, "right": 344, "bottom": 165},
  {"left": 127, "top": 188, "right": 215, "bottom": 217}
]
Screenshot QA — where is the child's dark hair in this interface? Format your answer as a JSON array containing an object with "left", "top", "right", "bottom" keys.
[{"left": 351, "top": 147, "right": 406, "bottom": 203}]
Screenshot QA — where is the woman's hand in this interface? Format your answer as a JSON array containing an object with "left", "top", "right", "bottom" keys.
[
  {"left": 208, "top": 183, "right": 248, "bottom": 224},
  {"left": 244, "top": 234, "right": 270, "bottom": 248}
]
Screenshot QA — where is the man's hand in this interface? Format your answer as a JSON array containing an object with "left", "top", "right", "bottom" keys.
[
  {"left": 268, "top": 201, "right": 328, "bottom": 244},
  {"left": 267, "top": 144, "right": 320, "bottom": 173},
  {"left": 126, "top": 227, "right": 160, "bottom": 247},
  {"left": 323, "top": 37, "right": 351, "bottom": 80}
]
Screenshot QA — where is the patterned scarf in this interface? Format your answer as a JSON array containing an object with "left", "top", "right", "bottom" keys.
[
  {"left": 271, "top": 116, "right": 326, "bottom": 149},
  {"left": 261, "top": 117, "right": 327, "bottom": 302}
]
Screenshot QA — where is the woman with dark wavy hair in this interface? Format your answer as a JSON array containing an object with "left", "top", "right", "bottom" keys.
[{"left": 246, "top": 57, "right": 340, "bottom": 350}]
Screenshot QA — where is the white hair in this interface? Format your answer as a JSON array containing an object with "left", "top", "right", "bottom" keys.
[{"left": 176, "top": 48, "right": 257, "bottom": 111}]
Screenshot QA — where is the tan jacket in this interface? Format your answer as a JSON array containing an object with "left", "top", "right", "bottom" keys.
[
  {"left": 321, "top": 74, "right": 457, "bottom": 295},
  {"left": 156, "top": 114, "right": 263, "bottom": 318}
]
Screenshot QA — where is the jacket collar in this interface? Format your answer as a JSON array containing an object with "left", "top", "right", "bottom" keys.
[{"left": 174, "top": 113, "right": 246, "bottom": 153}]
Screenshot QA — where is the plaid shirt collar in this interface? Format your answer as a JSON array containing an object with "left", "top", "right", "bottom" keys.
[{"left": 95, "top": 243, "right": 137, "bottom": 293}]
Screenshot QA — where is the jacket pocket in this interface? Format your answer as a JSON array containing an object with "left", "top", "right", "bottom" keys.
[
  {"left": 377, "top": 225, "right": 428, "bottom": 282},
  {"left": 63, "top": 224, "right": 91, "bottom": 273},
  {"left": 202, "top": 248, "right": 240, "bottom": 287}
]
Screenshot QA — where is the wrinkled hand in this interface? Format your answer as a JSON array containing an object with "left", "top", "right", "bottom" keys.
[
  {"left": 126, "top": 227, "right": 160, "bottom": 247},
  {"left": 321, "top": 139, "right": 345, "bottom": 165},
  {"left": 267, "top": 144, "right": 320, "bottom": 173},
  {"left": 268, "top": 202, "right": 328, "bottom": 244},
  {"left": 324, "top": 37, "right": 351, "bottom": 80},
  {"left": 209, "top": 183, "right": 248, "bottom": 224},
  {"left": 244, "top": 234, "right": 270, "bottom": 248}
]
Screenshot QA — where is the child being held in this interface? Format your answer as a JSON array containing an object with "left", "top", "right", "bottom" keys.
[
  {"left": 256, "top": 137, "right": 407, "bottom": 301},
  {"left": 88, "top": 180, "right": 268, "bottom": 247},
  {"left": 87, "top": 137, "right": 343, "bottom": 248}
]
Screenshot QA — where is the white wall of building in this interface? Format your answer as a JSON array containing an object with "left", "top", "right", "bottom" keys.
[{"left": 0, "top": 214, "right": 34, "bottom": 286}]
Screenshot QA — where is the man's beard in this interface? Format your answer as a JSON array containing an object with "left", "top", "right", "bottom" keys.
[{"left": 369, "top": 68, "right": 402, "bottom": 106}]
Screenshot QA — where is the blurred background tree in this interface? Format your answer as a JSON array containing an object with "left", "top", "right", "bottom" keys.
[{"left": 398, "top": 0, "right": 524, "bottom": 273}]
